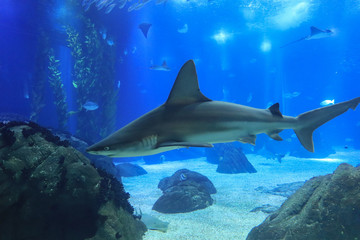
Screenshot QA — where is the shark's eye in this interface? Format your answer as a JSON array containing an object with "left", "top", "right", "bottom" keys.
[{"left": 104, "top": 146, "right": 110, "bottom": 151}]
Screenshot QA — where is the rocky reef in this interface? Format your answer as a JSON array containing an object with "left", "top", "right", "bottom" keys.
[
  {"left": 0, "top": 122, "right": 146, "bottom": 240},
  {"left": 247, "top": 163, "right": 360, "bottom": 240},
  {"left": 153, "top": 169, "right": 216, "bottom": 213}
]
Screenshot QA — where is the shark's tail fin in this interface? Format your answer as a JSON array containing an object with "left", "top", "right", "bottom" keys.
[{"left": 294, "top": 97, "right": 360, "bottom": 152}]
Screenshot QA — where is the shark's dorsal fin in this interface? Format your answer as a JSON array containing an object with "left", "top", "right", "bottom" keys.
[
  {"left": 310, "top": 26, "right": 323, "bottom": 36},
  {"left": 268, "top": 103, "right": 283, "bottom": 118},
  {"left": 165, "top": 60, "right": 211, "bottom": 105}
]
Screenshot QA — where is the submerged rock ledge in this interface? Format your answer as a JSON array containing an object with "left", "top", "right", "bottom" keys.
[
  {"left": 247, "top": 163, "right": 360, "bottom": 240},
  {"left": 0, "top": 122, "right": 146, "bottom": 240}
]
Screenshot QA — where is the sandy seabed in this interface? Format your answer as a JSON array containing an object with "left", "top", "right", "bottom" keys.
[{"left": 122, "top": 149, "right": 360, "bottom": 240}]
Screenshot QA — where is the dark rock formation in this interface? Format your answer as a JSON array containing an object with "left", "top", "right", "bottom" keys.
[
  {"left": 255, "top": 181, "right": 305, "bottom": 198},
  {"left": 153, "top": 169, "right": 216, "bottom": 213},
  {"left": 206, "top": 143, "right": 257, "bottom": 173},
  {"left": 247, "top": 163, "right": 360, "bottom": 240},
  {"left": 0, "top": 122, "right": 146, "bottom": 240},
  {"left": 115, "top": 163, "right": 148, "bottom": 177}
]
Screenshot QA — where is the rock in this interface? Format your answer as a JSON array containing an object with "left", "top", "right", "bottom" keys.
[
  {"left": 158, "top": 168, "right": 216, "bottom": 194},
  {"left": 0, "top": 122, "right": 146, "bottom": 240},
  {"left": 153, "top": 169, "right": 216, "bottom": 213},
  {"left": 115, "top": 163, "right": 147, "bottom": 177},
  {"left": 247, "top": 163, "right": 360, "bottom": 240},
  {"left": 153, "top": 184, "right": 213, "bottom": 213},
  {"left": 206, "top": 143, "right": 257, "bottom": 173},
  {"left": 250, "top": 204, "right": 279, "bottom": 214},
  {"left": 255, "top": 181, "right": 305, "bottom": 198}
]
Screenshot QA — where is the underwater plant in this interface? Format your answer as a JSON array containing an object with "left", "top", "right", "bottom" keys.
[
  {"left": 30, "top": 30, "right": 49, "bottom": 122},
  {"left": 47, "top": 48, "right": 68, "bottom": 131},
  {"left": 66, "top": 18, "right": 118, "bottom": 142}
]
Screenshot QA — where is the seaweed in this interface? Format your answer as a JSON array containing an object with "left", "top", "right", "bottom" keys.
[
  {"left": 65, "top": 19, "right": 118, "bottom": 142},
  {"left": 47, "top": 48, "right": 68, "bottom": 131},
  {"left": 96, "top": 168, "right": 134, "bottom": 215}
]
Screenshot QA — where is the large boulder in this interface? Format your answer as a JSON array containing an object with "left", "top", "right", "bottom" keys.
[
  {"left": 115, "top": 163, "right": 147, "bottom": 177},
  {"left": 153, "top": 169, "right": 216, "bottom": 213},
  {"left": 0, "top": 122, "right": 146, "bottom": 240},
  {"left": 206, "top": 143, "right": 257, "bottom": 173},
  {"left": 247, "top": 163, "right": 360, "bottom": 240},
  {"left": 158, "top": 168, "right": 216, "bottom": 194}
]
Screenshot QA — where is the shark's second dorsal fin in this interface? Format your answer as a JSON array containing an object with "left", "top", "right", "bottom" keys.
[
  {"left": 268, "top": 103, "right": 283, "bottom": 118},
  {"left": 310, "top": 26, "right": 323, "bottom": 36},
  {"left": 165, "top": 60, "right": 211, "bottom": 105}
]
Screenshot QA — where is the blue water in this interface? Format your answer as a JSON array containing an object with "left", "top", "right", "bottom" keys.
[{"left": 1, "top": 0, "right": 359, "bottom": 160}]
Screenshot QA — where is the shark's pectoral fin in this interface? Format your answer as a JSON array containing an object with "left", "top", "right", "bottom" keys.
[
  {"left": 157, "top": 141, "right": 213, "bottom": 148},
  {"left": 239, "top": 135, "right": 256, "bottom": 145}
]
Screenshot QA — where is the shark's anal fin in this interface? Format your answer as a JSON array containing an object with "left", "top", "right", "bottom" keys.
[
  {"left": 157, "top": 141, "right": 213, "bottom": 148},
  {"left": 267, "top": 130, "right": 283, "bottom": 141},
  {"left": 239, "top": 135, "right": 257, "bottom": 145},
  {"left": 268, "top": 103, "right": 283, "bottom": 118}
]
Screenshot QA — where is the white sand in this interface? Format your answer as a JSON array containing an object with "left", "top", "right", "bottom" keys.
[{"left": 122, "top": 150, "right": 360, "bottom": 240}]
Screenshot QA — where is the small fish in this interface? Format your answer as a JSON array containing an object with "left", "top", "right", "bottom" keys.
[
  {"left": 83, "top": 101, "right": 99, "bottom": 111},
  {"left": 247, "top": 92, "right": 253, "bottom": 103},
  {"left": 284, "top": 91, "right": 301, "bottom": 99},
  {"left": 107, "top": 38, "right": 114, "bottom": 46},
  {"left": 320, "top": 99, "right": 335, "bottom": 106},
  {"left": 179, "top": 173, "right": 187, "bottom": 181},
  {"left": 128, "top": 0, "right": 150, "bottom": 12},
  {"left": 177, "top": 24, "right": 188, "bottom": 34},
  {"left": 124, "top": 49, "right": 128, "bottom": 55},
  {"left": 155, "top": 0, "right": 167, "bottom": 4},
  {"left": 101, "top": 30, "right": 107, "bottom": 40},
  {"left": 118, "top": 0, "right": 127, "bottom": 9},
  {"left": 105, "top": 3, "right": 116, "bottom": 13},
  {"left": 96, "top": 0, "right": 112, "bottom": 10},
  {"left": 72, "top": 81, "right": 78, "bottom": 88},
  {"left": 117, "top": 80, "right": 121, "bottom": 88},
  {"left": 131, "top": 46, "right": 137, "bottom": 54},
  {"left": 150, "top": 61, "right": 170, "bottom": 71},
  {"left": 68, "top": 110, "right": 78, "bottom": 116}
]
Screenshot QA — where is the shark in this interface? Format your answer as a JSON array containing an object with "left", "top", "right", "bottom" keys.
[
  {"left": 86, "top": 60, "right": 360, "bottom": 158},
  {"left": 149, "top": 61, "right": 171, "bottom": 71},
  {"left": 281, "top": 26, "right": 334, "bottom": 48}
]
